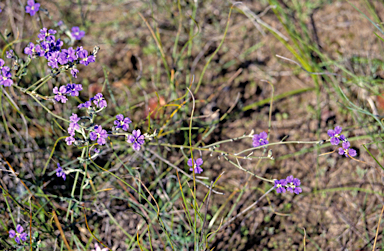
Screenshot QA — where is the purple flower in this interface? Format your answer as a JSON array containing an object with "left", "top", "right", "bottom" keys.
[
  {"left": 0, "top": 8, "right": 2, "bottom": 13},
  {"left": 274, "top": 179, "right": 287, "bottom": 193},
  {"left": 71, "top": 68, "right": 79, "bottom": 78},
  {"left": 327, "top": 126, "right": 346, "bottom": 145},
  {"left": 77, "top": 49, "right": 95, "bottom": 66},
  {"left": 9, "top": 224, "right": 28, "bottom": 244},
  {"left": 51, "top": 38, "right": 63, "bottom": 52},
  {"left": 66, "top": 83, "right": 83, "bottom": 97},
  {"left": 187, "top": 158, "right": 204, "bottom": 174},
  {"left": 56, "top": 163, "right": 66, "bottom": 180},
  {"left": 91, "top": 93, "right": 107, "bottom": 109},
  {"left": 253, "top": 131, "right": 269, "bottom": 147},
  {"left": 71, "top": 26, "right": 85, "bottom": 40},
  {"left": 94, "top": 148, "right": 100, "bottom": 154},
  {"left": 25, "top": 0, "right": 40, "bottom": 16},
  {"left": 47, "top": 51, "right": 60, "bottom": 68},
  {"left": 90, "top": 125, "right": 108, "bottom": 145},
  {"left": 53, "top": 85, "right": 68, "bottom": 103},
  {"left": 68, "top": 114, "right": 80, "bottom": 136},
  {"left": 338, "top": 141, "right": 357, "bottom": 158},
  {"left": 0, "top": 68, "right": 13, "bottom": 87},
  {"left": 39, "top": 39, "right": 62, "bottom": 59},
  {"left": 24, "top": 43, "right": 34, "bottom": 56},
  {"left": 6, "top": 50, "right": 14, "bottom": 59},
  {"left": 78, "top": 101, "right": 91, "bottom": 109},
  {"left": 70, "top": 113, "right": 80, "bottom": 123},
  {"left": 58, "top": 47, "right": 77, "bottom": 65},
  {"left": 38, "top": 28, "right": 56, "bottom": 42},
  {"left": 38, "top": 41, "right": 50, "bottom": 57},
  {"left": 114, "top": 114, "right": 132, "bottom": 131},
  {"left": 57, "top": 20, "right": 64, "bottom": 26},
  {"left": 65, "top": 136, "right": 75, "bottom": 145},
  {"left": 285, "top": 175, "right": 302, "bottom": 194},
  {"left": 127, "top": 129, "right": 145, "bottom": 151}
]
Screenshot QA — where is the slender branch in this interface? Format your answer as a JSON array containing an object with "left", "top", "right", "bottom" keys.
[
  {"left": 147, "top": 148, "right": 223, "bottom": 195},
  {"left": 220, "top": 187, "right": 274, "bottom": 229}
]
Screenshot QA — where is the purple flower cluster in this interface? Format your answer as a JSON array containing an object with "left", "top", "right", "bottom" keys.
[
  {"left": 9, "top": 225, "right": 28, "bottom": 244},
  {"left": 24, "top": 27, "right": 95, "bottom": 77},
  {"left": 25, "top": 0, "right": 40, "bottom": 16},
  {"left": 187, "top": 158, "right": 204, "bottom": 174},
  {"left": 114, "top": 114, "right": 132, "bottom": 131},
  {"left": 63, "top": 91, "right": 148, "bottom": 154},
  {"left": 65, "top": 113, "right": 81, "bottom": 145},
  {"left": 0, "top": 59, "right": 13, "bottom": 87},
  {"left": 253, "top": 131, "right": 268, "bottom": 147},
  {"left": 338, "top": 141, "right": 357, "bottom": 158},
  {"left": 77, "top": 93, "right": 107, "bottom": 109},
  {"left": 56, "top": 163, "right": 66, "bottom": 180},
  {"left": 274, "top": 175, "right": 302, "bottom": 194},
  {"left": 78, "top": 100, "right": 92, "bottom": 109},
  {"left": 328, "top": 126, "right": 346, "bottom": 145},
  {"left": 53, "top": 83, "right": 83, "bottom": 103},
  {"left": 68, "top": 113, "right": 80, "bottom": 136},
  {"left": 6, "top": 50, "right": 14, "bottom": 59},
  {"left": 127, "top": 130, "right": 145, "bottom": 151},
  {"left": 328, "top": 126, "right": 357, "bottom": 158},
  {"left": 91, "top": 93, "right": 107, "bottom": 108},
  {"left": 24, "top": 28, "right": 64, "bottom": 61}
]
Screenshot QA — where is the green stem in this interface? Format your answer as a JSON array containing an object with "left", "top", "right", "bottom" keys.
[
  {"left": 24, "top": 75, "right": 51, "bottom": 92},
  {"left": 3, "top": 193, "right": 16, "bottom": 228},
  {"left": 235, "top": 140, "right": 322, "bottom": 155},
  {"left": 32, "top": 75, "right": 53, "bottom": 92},
  {"left": 223, "top": 155, "right": 274, "bottom": 183},
  {"left": 29, "top": 94, "right": 70, "bottom": 123}
]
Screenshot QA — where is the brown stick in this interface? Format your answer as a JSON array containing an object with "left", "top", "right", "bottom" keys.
[{"left": 52, "top": 211, "right": 72, "bottom": 251}]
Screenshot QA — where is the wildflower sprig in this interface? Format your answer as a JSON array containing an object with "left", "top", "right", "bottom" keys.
[
  {"left": 327, "top": 126, "right": 357, "bottom": 158},
  {"left": 274, "top": 176, "right": 302, "bottom": 194}
]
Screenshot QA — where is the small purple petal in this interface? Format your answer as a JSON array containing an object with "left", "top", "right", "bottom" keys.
[
  {"left": 196, "top": 158, "right": 203, "bottom": 166},
  {"left": 293, "top": 178, "right": 301, "bottom": 186},
  {"left": 330, "top": 137, "right": 339, "bottom": 146},
  {"left": 259, "top": 131, "right": 268, "bottom": 140},
  {"left": 132, "top": 142, "right": 141, "bottom": 151},
  {"left": 279, "top": 179, "right": 287, "bottom": 186},
  {"left": 116, "top": 114, "right": 124, "bottom": 121},
  {"left": 286, "top": 175, "right": 294, "bottom": 183},
  {"left": 9, "top": 229, "right": 16, "bottom": 238},
  {"left": 348, "top": 148, "right": 357, "bottom": 157},
  {"left": 334, "top": 126, "right": 342, "bottom": 135},
  {"left": 342, "top": 141, "right": 350, "bottom": 149},
  {"left": 294, "top": 187, "right": 302, "bottom": 194},
  {"left": 127, "top": 135, "right": 135, "bottom": 144},
  {"left": 327, "top": 129, "right": 335, "bottom": 137},
  {"left": 20, "top": 233, "right": 28, "bottom": 241},
  {"left": 16, "top": 225, "right": 23, "bottom": 233}
]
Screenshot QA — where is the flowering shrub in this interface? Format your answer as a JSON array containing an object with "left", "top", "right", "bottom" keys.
[{"left": 0, "top": 1, "right": 372, "bottom": 250}]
